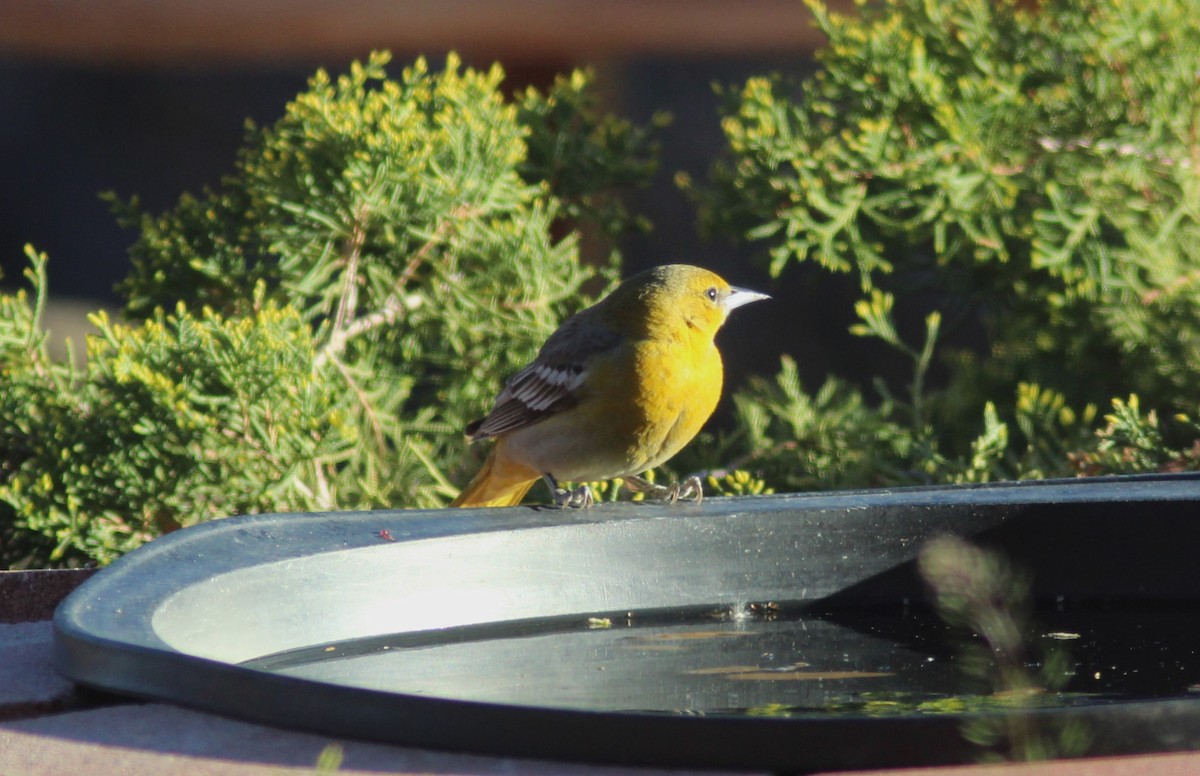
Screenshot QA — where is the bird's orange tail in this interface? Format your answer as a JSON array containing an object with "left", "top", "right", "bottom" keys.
[{"left": 449, "top": 442, "right": 539, "bottom": 508}]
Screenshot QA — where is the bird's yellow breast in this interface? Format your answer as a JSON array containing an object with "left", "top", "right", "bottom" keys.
[{"left": 624, "top": 334, "right": 723, "bottom": 471}]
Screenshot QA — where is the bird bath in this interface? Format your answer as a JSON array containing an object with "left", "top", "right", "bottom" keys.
[{"left": 54, "top": 473, "right": 1200, "bottom": 771}]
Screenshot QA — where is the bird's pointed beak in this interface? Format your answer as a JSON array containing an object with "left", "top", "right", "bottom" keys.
[{"left": 725, "top": 286, "right": 771, "bottom": 311}]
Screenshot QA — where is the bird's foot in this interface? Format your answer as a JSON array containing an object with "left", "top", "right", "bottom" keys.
[
  {"left": 542, "top": 475, "right": 594, "bottom": 508},
  {"left": 622, "top": 474, "right": 704, "bottom": 504}
]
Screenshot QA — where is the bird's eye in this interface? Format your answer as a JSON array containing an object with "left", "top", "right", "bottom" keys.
[{"left": 705, "top": 286, "right": 719, "bottom": 302}]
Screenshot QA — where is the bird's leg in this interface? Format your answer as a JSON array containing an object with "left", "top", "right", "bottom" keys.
[
  {"left": 622, "top": 474, "right": 704, "bottom": 504},
  {"left": 541, "top": 474, "right": 594, "bottom": 508}
]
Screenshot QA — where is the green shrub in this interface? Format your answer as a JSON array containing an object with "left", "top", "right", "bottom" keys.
[
  {"left": 1, "top": 52, "right": 661, "bottom": 566},
  {"left": 7, "top": 2, "right": 1200, "bottom": 566},
  {"left": 2, "top": 250, "right": 357, "bottom": 565},
  {"left": 696, "top": 0, "right": 1200, "bottom": 487}
]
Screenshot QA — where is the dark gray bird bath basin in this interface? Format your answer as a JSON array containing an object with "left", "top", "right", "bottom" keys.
[{"left": 54, "top": 474, "right": 1200, "bottom": 772}]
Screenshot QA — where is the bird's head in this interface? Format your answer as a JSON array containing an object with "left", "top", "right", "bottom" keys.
[{"left": 615, "top": 264, "right": 770, "bottom": 341}]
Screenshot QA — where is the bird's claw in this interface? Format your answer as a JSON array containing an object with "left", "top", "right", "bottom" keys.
[
  {"left": 542, "top": 475, "right": 594, "bottom": 508},
  {"left": 622, "top": 474, "right": 704, "bottom": 504},
  {"left": 555, "top": 484, "right": 594, "bottom": 508}
]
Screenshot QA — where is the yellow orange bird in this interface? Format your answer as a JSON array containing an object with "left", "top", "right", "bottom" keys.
[{"left": 450, "top": 264, "right": 769, "bottom": 508}]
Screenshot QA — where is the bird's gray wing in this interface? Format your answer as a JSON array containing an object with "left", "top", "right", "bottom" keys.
[{"left": 464, "top": 313, "right": 622, "bottom": 441}]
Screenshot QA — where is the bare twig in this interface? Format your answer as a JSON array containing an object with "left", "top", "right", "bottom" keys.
[
  {"left": 1142, "top": 268, "right": 1200, "bottom": 304},
  {"left": 316, "top": 292, "right": 420, "bottom": 371},
  {"left": 313, "top": 461, "right": 334, "bottom": 510},
  {"left": 326, "top": 351, "right": 387, "bottom": 455},
  {"left": 1036, "top": 136, "right": 1191, "bottom": 168},
  {"left": 331, "top": 202, "right": 370, "bottom": 338},
  {"left": 314, "top": 204, "right": 479, "bottom": 368}
]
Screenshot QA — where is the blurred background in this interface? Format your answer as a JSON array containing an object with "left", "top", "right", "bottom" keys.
[{"left": 0, "top": 0, "right": 864, "bottom": 385}]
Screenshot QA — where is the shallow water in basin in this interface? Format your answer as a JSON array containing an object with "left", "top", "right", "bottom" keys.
[{"left": 242, "top": 602, "right": 1200, "bottom": 716}]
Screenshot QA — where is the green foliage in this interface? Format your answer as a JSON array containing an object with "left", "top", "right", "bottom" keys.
[
  {"left": 714, "top": 290, "right": 1184, "bottom": 492},
  {"left": 1070, "top": 396, "right": 1200, "bottom": 475},
  {"left": 1, "top": 53, "right": 660, "bottom": 566},
  {"left": 1, "top": 248, "right": 357, "bottom": 565},
  {"left": 519, "top": 69, "right": 669, "bottom": 238},
  {"left": 7, "top": 5, "right": 1200, "bottom": 566},
  {"left": 696, "top": 0, "right": 1200, "bottom": 488},
  {"left": 314, "top": 743, "right": 344, "bottom": 773},
  {"left": 705, "top": 469, "right": 773, "bottom": 497},
  {"left": 730, "top": 355, "right": 915, "bottom": 490}
]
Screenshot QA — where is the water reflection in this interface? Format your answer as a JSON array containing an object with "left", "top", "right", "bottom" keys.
[
  {"left": 243, "top": 590, "right": 1200, "bottom": 732},
  {"left": 919, "top": 535, "right": 1090, "bottom": 761}
]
